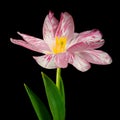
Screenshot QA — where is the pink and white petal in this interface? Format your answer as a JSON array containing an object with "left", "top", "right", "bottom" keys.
[
  {"left": 55, "top": 53, "right": 69, "bottom": 68},
  {"left": 87, "top": 39, "right": 104, "bottom": 49},
  {"left": 81, "top": 50, "right": 112, "bottom": 65},
  {"left": 33, "top": 54, "right": 57, "bottom": 69},
  {"left": 43, "top": 11, "right": 59, "bottom": 46},
  {"left": 55, "top": 12, "right": 74, "bottom": 41},
  {"left": 66, "top": 32, "right": 79, "bottom": 48},
  {"left": 67, "top": 42, "right": 89, "bottom": 53},
  {"left": 10, "top": 38, "right": 51, "bottom": 54},
  {"left": 17, "top": 32, "right": 43, "bottom": 45},
  {"left": 76, "top": 29, "right": 102, "bottom": 43},
  {"left": 69, "top": 54, "right": 91, "bottom": 72},
  {"left": 67, "top": 39, "right": 105, "bottom": 53},
  {"left": 10, "top": 38, "right": 37, "bottom": 51}
]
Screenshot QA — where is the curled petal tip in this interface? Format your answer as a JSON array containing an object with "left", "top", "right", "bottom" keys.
[
  {"left": 10, "top": 38, "right": 14, "bottom": 42},
  {"left": 49, "top": 10, "right": 53, "bottom": 14},
  {"left": 102, "top": 52, "right": 113, "bottom": 65},
  {"left": 108, "top": 57, "right": 112, "bottom": 64},
  {"left": 10, "top": 38, "right": 16, "bottom": 44},
  {"left": 48, "top": 10, "right": 54, "bottom": 18},
  {"left": 10, "top": 38, "right": 13, "bottom": 40},
  {"left": 33, "top": 56, "right": 36, "bottom": 59},
  {"left": 33, "top": 56, "right": 37, "bottom": 60},
  {"left": 80, "top": 64, "right": 91, "bottom": 72},
  {"left": 17, "top": 31, "right": 21, "bottom": 35}
]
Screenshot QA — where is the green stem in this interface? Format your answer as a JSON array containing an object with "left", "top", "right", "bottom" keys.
[{"left": 56, "top": 68, "right": 61, "bottom": 90}]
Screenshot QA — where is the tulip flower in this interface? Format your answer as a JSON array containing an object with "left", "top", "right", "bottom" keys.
[
  {"left": 10, "top": 11, "right": 112, "bottom": 120},
  {"left": 10, "top": 11, "right": 112, "bottom": 72}
]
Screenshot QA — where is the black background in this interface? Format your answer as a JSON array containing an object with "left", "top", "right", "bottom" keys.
[{"left": 1, "top": 0, "right": 119, "bottom": 120}]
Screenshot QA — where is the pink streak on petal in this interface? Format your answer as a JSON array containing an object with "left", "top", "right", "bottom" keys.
[
  {"left": 76, "top": 29, "right": 102, "bottom": 43},
  {"left": 69, "top": 54, "right": 91, "bottom": 72},
  {"left": 55, "top": 53, "right": 69, "bottom": 68},
  {"left": 66, "top": 33, "right": 79, "bottom": 48},
  {"left": 17, "top": 32, "right": 43, "bottom": 45},
  {"left": 10, "top": 38, "right": 51, "bottom": 54},
  {"left": 67, "top": 42, "right": 89, "bottom": 53},
  {"left": 33, "top": 54, "right": 57, "bottom": 69},
  {"left": 81, "top": 50, "right": 112, "bottom": 65},
  {"left": 10, "top": 38, "right": 38, "bottom": 51},
  {"left": 17, "top": 32, "right": 51, "bottom": 52},
  {"left": 55, "top": 12, "right": 74, "bottom": 41},
  {"left": 67, "top": 39, "right": 105, "bottom": 52},
  {"left": 43, "top": 11, "right": 59, "bottom": 46},
  {"left": 87, "top": 39, "right": 104, "bottom": 49}
]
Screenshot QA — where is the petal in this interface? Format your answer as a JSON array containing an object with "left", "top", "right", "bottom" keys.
[
  {"left": 55, "top": 53, "right": 69, "bottom": 68},
  {"left": 66, "top": 32, "right": 79, "bottom": 48},
  {"left": 67, "top": 39, "right": 104, "bottom": 52},
  {"left": 81, "top": 50, "right": 112, "bottom": 65},
  {"left": 10, "top": 38, "right": 51, "bottom": 54},
  {"left": 43, "top": 11, "right": 59, "bottom": 46},
  {"left": 10, "top": 38, "right": 38, "bottom": 51},
  {"left": 67, "top": 42, "right": 89, "bottom": 53},
  {"left": 17, "top": 32, "right": 43, "bottom": 45},
  {"left": 76, "top": 29, "right": 103, "bottom": 43},
  {"left": 69, "top": 54, "right": 91, "bottom": 72},
  {"left": 86, "top": 39, "right": 104, "bottom": 49},
  {"left": 33, "top": 54, "right": 57, "bottom": 69},
  {"left": 55, "top": 12, "right": 74, "bottom": 41}
]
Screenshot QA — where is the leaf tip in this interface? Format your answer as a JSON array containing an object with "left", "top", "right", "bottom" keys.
[
  {"left": 41, "top": 71, "right": 43, "bottom": 75},
  {"left": 24, "top": 83, "right": 26, "bottom": 86},
  {"left": 41, "top": 72, "right": 45, "bottom": 78},
  {"left": 24, "top": 83, "right": 29, "bottom": 92}
]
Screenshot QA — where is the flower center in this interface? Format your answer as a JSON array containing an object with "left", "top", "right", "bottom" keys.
[{"left": 52, "top": 37, "right": 67, "bottom": 54}]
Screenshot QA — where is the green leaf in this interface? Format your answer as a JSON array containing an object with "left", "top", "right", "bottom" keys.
[
  {"left": 41, "top": 72, "right": 65, "bottom": 120},
  {"left": 24, "top": 83, "right": 52, "bottom": 120}
]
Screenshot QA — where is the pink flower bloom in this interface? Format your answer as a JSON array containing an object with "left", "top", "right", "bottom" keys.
[{"left": 10, "top": 11, "right": 112, "bottom": 72}]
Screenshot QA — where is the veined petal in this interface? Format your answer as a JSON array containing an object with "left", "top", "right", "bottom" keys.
[
  {"left": 10, "top": 38, "right": 38, "bottom": 51},
  {"left": 10, "top": 38, "right": 51, "bottom": 54},
  {"left": 33, "top": 54, "right": 57, "bottom": 69},
  {"left": 67, "top": 39, "right": 104, "bottom": 52},
  {"left": 81, "top": 50, "right": 112, "bottom": 65},
  {"left": 86, "top": 39, "right": 104, "bottom": 49},
  {"left": 69, "top": 54, "right": 91, "bottom": 72},
  {"left": 17, "top": 32, "right": 43, "bottom": 45},
  {"left": 67, "top": 42, "right": 89, "bottom": 53},
  {"left": 17, "top": 32, "right": 51, "bottom": 52},
  {"left": 66, "top": 32, "right": 79, "bottom": 48},
  {"left": 76, "top": 29, "right": 103, "bottom": 43},
  {"left": 55, "top": 12, "right": 74, "bottom": 41},
  {"left": 43, "top": 11, "right": 59, "bottom": 46},
  {"left": 55, "top": 53, "right": 69, "bottom": 68}
]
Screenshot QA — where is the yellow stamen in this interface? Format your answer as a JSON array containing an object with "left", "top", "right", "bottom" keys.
[{"left": 53, "top": 37, "right": 67, "bottom": 54}]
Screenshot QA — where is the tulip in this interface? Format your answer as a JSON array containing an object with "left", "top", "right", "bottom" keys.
[{"left": 11, "top": 11, "right": 112, "bottom": 72}]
